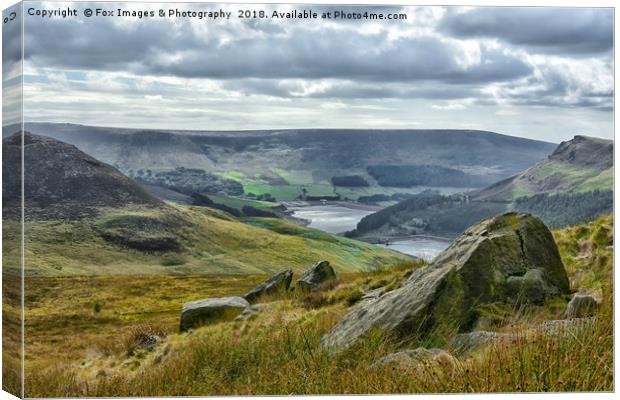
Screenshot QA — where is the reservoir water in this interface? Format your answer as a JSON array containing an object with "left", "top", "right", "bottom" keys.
[
  {"left": 288, "top": 204, "right": 375, "bottom": 234},
  {"left": 376, "top": 238, "right": 450, "bottom": 261},
  {"left": 288, "top": 203, "right": 451, "bottom": 260}
]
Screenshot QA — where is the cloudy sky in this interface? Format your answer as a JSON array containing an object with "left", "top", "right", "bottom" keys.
[{"left": 3, "top": 3, "right": 614, "bottom": 142}]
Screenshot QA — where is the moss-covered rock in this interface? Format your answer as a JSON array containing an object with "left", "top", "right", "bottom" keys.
[
  {"left": 321, "top": 213, "right": 570, "bottom": 351},
  {"left": 565, "top": 294, "right": 599, "bottom": 319},
  {"left": 295, "top": 261, "right": 336, "bottom": 291},
  {"left": 244, "top": 269, "right": 293, "bottom": 303},
  {"left": 180, "top": 297, "right": 249, "bottom": 331}
]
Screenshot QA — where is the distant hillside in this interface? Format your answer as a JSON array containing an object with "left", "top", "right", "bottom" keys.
[
  {"left": 348, "top": 135, "right": 613, "bottom": 239},
  {"left": 2, "top": 132, "right": 164, "bottom": 219},
  {"left": 473, "top": 135, "right": 613, "bottom": 202},
  {"left": 2, "top": 132, "right": 408, "bottom": 275},
  {"left": 13, "top": 123, "right": 556, "bottom": 201}
]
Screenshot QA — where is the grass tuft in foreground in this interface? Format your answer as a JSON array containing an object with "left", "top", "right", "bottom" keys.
[{"left": 26, "top": 285, "right": 612, "bottom": 396}]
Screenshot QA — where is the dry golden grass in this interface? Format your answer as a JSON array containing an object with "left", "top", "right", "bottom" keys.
[
  {"left": 7, "top": 215, "right": 614, "bottom": 396},
  {"left": 24, "top": 285, "right": 612, "bottom": 396}
]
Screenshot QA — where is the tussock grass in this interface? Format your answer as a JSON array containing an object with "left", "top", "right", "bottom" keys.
[
  {"left": 122, "top": 323, "right": 169, "bottom": 356},
  {"left": 553, "top": 213, "right": 613, "bottom": 296},
  {"left": 14, "top": 215, "right": 615, "bottom": 396},
  {"left": 25, "top": 285, "right": 613, "bottom": 396}
]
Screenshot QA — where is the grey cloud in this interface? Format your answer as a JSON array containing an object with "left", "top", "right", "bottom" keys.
[
  {"left": 482, "top": 66, "right": 613, "bottom": 111},
  {"left": 439, "top": 7, "right": 613, "bottom": 55},
  {"left": 3, "top": 4, "right": 22, "bottom": 74},
  {"left": 19, "top": 3, "right": 612, "bottom": 117},
  {"left": 146, "top": 31, "right": 531, "bottom": 83},
  {"left": 24, "top": 12, "right": 530, "bottom": 84},
  {"left": 25, "top": 14, "right": 204, "bottom": 71}
]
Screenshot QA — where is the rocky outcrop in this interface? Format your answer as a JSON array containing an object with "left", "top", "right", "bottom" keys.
[
  {"left": 474, "top": 135, "right": 613, "bottom": 203},
  {"left": 565, "top": 294, "right": 599, "bottom": 319},
  {"left": 321, "top": 213, "right": 570, "bottom": 351},
  {"left": 180, "top": 297, "right": 249, "bottom": 331},
  {"left": 295, "top": 261, "right": 336, "bottom": 291},
  {"left": 244, "top": 269, "right": 293, "bottom": 303},
  {"left": 549, "top": 135, "right": 613, "bottom": 169}
]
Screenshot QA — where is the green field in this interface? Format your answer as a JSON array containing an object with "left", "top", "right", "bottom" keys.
[
  {"left": 218, "top": 170, "right": 472, "bottom": 201},
  {"left": 206, "top": 194, "right": 276, "bottom": 211}
]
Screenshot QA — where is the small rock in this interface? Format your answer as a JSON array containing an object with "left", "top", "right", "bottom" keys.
[
  {"left": 539, "top": 317, "right": 596, "bottom": 336},
  {"left": 296, "top": 261, "right": 337, "bottom": 291},
  {"left": 244, "top": 269, "right": 293, "bottom": 303},
  {"left": 450, "top": 331, "right": 512, "bottom": 355},
  {"left": 180, "top": 296, "right": 249, "bottom": 331},
  {"left": 565, "top": 293, "right": 599, "bottom": 319},
  {"left": 235, "top": 304, "right": 263, "bottom": 321},
  {"left": 371, "top": 347, "right": 455, "bottom": 371},
  {"left": 133, "top": 334, "right": 162, "bottom": 351}
]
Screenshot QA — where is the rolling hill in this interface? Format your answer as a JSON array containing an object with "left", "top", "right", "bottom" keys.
[
  {"left": 473, "top": 135, "right": 613, "bottom": 202},
  {"left": 10, "top": 123, "right": 557, "bottom": 201},
  {"left": 3, "top": 132, "right": 164, "bottom": 219},
  {"left": 2, "top": 133, "right": 409, "bottom": 276},
  {"left": 348, "top": 135, "right": 613, "bottom": 239}
]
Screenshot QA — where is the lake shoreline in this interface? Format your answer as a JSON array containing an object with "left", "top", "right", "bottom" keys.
[
  {"left": 281, "top": 200, "right": 382, "bottom": 212},
  {"left": 282, "top": 201, "right": 451, "bottom": 259}
]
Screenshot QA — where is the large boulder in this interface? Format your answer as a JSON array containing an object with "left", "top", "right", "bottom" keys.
[
  {"left": 321, "top": 213, "right": 570, "bottom": 351},
  {"left": 295, "top": 261, "right": 336, "bottom": 291},
  {"left": 565, "top": 294, "right": 599, "bottom": 319},
  {"left": 244, "top": 269, "right": 293, "bottom": 303},
  {"left": 180, "top": 296, "right": 249, "bottom": 331}
]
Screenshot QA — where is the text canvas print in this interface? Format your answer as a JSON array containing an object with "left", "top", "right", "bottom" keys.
[{"left": 1, "top": 2, "right": 614, "bottom": 398}]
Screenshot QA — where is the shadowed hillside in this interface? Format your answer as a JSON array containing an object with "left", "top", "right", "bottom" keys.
[
  {"left": 473, "top": 135, "right": 613, "bottom": 202},
  {"left": 348, "top": 136, "right": 613, "bottom": 239},
  {"left": 1, "top": 132, "right": 409, "bottom": 276},
  {"left": 11, "top": 123, "right": 557, "bottom": 201},
  {"left": 3, "top": 132, "right": 164, "bottom": 219}
]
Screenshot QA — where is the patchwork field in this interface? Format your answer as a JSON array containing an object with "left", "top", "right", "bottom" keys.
[{"left": 217, "top": 169, "right": 471, "bottom": 202}]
